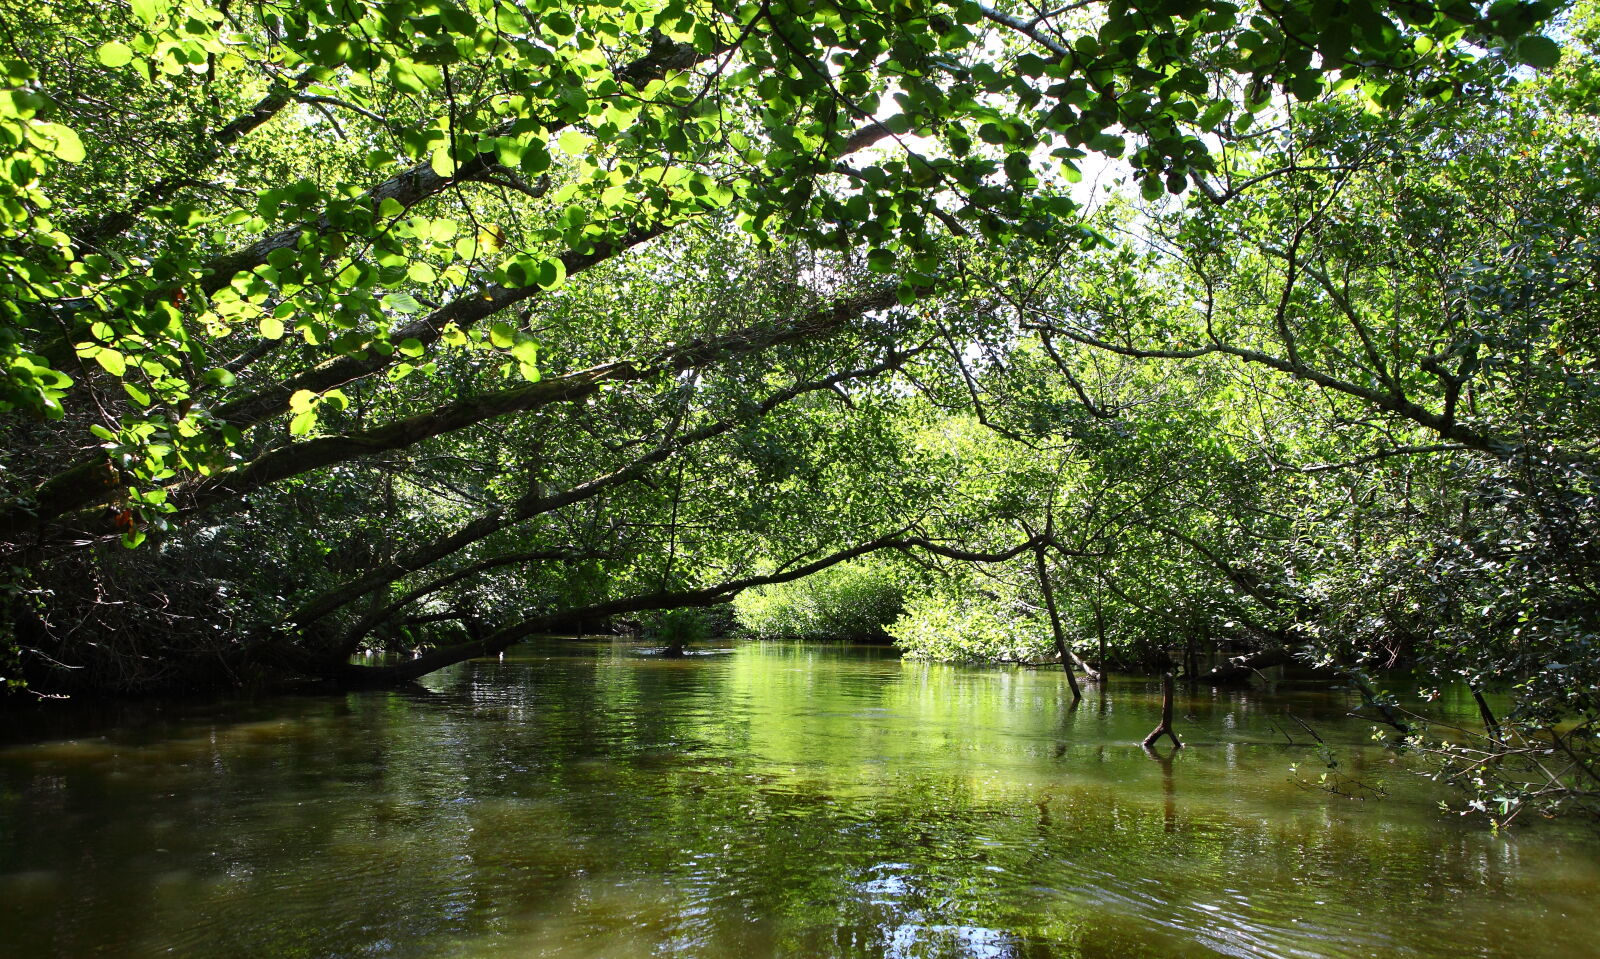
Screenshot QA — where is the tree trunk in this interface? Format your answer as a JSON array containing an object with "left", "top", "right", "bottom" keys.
[
  {"left": 1338, "top": 669, "right": 1411, "bottom": 734},
  {"left": 1142, "top": 672, "right": 1183, "bottom": 749},
  {"left": 1033, "top": 544, "right": 1081, "bottom": 701},
  {"left": 1093, "top": 594, "right": 1107, "bottom": 674},
  {"left": 1473, "top": 687, "right": 1502, "bottom": 741}
]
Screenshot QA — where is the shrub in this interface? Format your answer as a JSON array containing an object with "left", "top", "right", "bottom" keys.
[
  {"left": 733, "top": 561, "right": 904, "bottom": 640},
  {"left": 888, "top": 592, "right": 1052, "bottom": 663}
]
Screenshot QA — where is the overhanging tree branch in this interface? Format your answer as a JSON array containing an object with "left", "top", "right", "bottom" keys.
[
  {"left": 280, "top": 344, "right": 927, "bottom": 633},
  {"left": 332, "top": 529, "right": 1057, "bottom": 685},
  {"left": 8, "top": 120, "right": 904, "bottom": 538}
]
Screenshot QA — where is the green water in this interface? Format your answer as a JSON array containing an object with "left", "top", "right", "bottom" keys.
[{"left": 1, "top": 641, "right": 1596, "bottom": 958}]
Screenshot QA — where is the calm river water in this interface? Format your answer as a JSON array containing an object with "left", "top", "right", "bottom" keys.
[{"left": 1, "top": 641, "right": 1596, "bottom": 958}]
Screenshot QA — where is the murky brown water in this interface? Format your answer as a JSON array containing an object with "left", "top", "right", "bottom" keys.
[{"left": 1, "top": 641, "right": 1595, "bottom": 958}]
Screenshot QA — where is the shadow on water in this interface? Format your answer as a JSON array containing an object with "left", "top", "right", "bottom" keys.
[{"left": 1, "top": 638, "right": 1597, "bottom": 959}]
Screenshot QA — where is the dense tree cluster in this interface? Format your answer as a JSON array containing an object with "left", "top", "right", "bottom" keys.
[{"left": 0, "top": 0, "right": 1593, "bottom": 819}]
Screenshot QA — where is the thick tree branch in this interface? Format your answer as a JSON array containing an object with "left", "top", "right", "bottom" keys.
[
  {"left": 340, "top": 547, "right": 609, "bottom": 651},
  {"left": 332, "top": 530, "right": 1055, "bottom": 684},
  {"left": 280, "top": 345, "right": 923, "bottom": 630}
]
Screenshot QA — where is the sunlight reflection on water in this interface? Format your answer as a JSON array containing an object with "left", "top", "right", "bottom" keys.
[{"left": 0, "top": 640, "right": 1596, "bottom": 958}]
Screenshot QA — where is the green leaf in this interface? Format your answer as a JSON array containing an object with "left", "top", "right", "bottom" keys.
[
  {"left": 501, "top": 254, "right": 539, "bottom": 288},
  {"left": 382, "top": 292, "right": 423, "bottom": 314},
  {"left": 557, "top": 130, "right": 592, "bottom": 157},
  {"left": 38, "top": 123, "right": 85, "bottom": 163},
  {"left": 1198, "top": 102, "right": 1230, "bottom": 130},
  {"left": 288, "top": 389, "right": 318, "bottom": 413},
  {"left": 520, "top": 144, "right": 552, "bottom": 175},
  {"left": 96, "top": 41, "right": 134, "bottom": 67},
  {"left": 490, "top": 322, "right": 515, "bottom": 348},
  {"left": 1516, "top": 35, "right": 1560, "bottom": 69},
  {"left": 544, "top": 11, "right": 576, "bottom": 36},
  {"left": 129, "top": 0, "right": 166, "bottom": 24},
  {"left": 430, "top": 149, "right": 457, "bottom": 178},
  {"left": 535, "top": 257, "right": 566, "bottom": 289},
  {"left": 513, "top": 337, "right": 541, "bottom": 381},
  {"left": 493, "top": 137, "right": 524, "bottom": 167},
  {"left": 89, "top": 424, "right": 117, "bottom": 441},
  {"left": 496, "top": 6, "right": 524, "bottom": 32},
  {"left": 94, "top": 349, "right": 126, "bottom": 377},
  {"left": 289, "top": 409, "right": 318, "bottom": 436},
  {"left": 259, "top": 317, "right": 285, "bottom": 340},
  {"left": 1087, "top": 132, "right": 1124, "bottom": 156}
]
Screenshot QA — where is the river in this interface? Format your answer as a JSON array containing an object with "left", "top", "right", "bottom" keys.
[{"left": 1, "top": 640, "right": 1596, "bottom": 958}]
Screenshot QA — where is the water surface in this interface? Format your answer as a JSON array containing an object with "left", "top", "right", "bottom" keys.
[{"left": 1, "top": 641, "right": 1595, "bottom": 958}]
